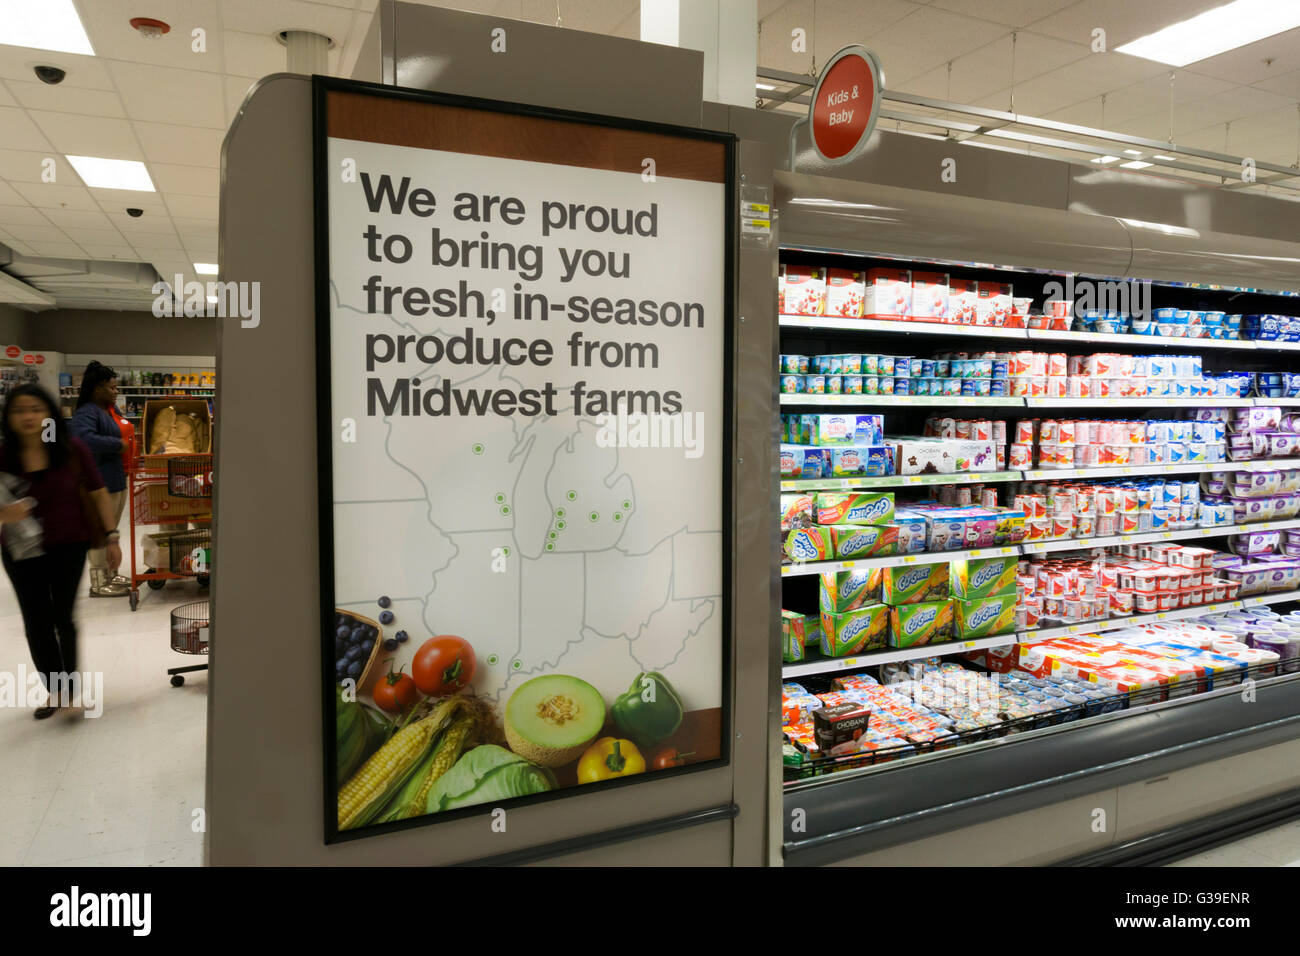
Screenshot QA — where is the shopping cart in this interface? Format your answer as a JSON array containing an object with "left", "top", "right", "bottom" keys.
[
  {"left": 168, "top": 600, "right": 209, "bottom": 686},
  {"left": 127, "top": 453, "right": 212, "bottom": 610}
]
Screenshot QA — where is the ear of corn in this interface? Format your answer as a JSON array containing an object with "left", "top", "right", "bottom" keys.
[{"left": 337, "top": 697, "right": 461, "bottom": 830}]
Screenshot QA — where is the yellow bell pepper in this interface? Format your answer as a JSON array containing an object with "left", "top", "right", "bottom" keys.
[{"left": 576, "top": 737, "right": 646, "bottom": 783}]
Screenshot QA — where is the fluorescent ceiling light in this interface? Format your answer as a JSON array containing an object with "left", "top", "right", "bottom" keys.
[
  {"left": 1116, "top": 0, "right": 1300, "bottom": 67},
  {"left": 1154, "top": 154, "right": 1178, "bottom": 161},
  {"left": 756, "top": 82, "right": 776, "bottom": 91},
  {"left": 194, "top": 262, "right": 218, "bottom": 275},
  {"left": 66, "top": 156, "right": 155, "bottom": 191},
  {"left": 1123, "top": 149, "right": 1143, "bottom": 156},
  {"left": 1091, "top": 155, "right": 1120, "bottom": 164},
  {"left": 1121, "top": 160, "right": 1154, "bottom": 169},
  {"left": 0, "top": 0, "right": 95, "bottom": 55}
]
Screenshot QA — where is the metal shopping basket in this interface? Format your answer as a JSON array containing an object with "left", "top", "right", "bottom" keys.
[
  {"left": 166, "top": 455, "right": 213, "bottom": 498},
  {"left": 168, "top": 600, "right": 209, "bottom": 687}
]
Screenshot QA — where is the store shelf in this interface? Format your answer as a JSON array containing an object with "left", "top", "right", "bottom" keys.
[
  {"left": 1021, "top": 462, "right": 1219, "bottom": 480},
  {"left": 782, "top": 633, "right": 1018, "bottom": 679},
  {"left": 1024, "top": 397, "right": 1252, "bottom": 408},
  {"left": 1260, "top": 398, "right": 1300, "bottom": 406},
  {"left": 780, "top": 471, "right": 1021, "bottom": 492},
  {"left": 779, "top": 315, "right": 1029, "bottom": 340},
  {"left": 1025, "top": 328, "right": 1255, "bottom": 350},
  {"left": 782, "top": 544, "right": 1019, "bottom": 577},
  {"left": 1019, "top": 517, "right": 1300, "bottom": 555},
  {"left": 1256, "top": 341, "right": 1300, "bottom": 351},
  {"left": 780, "top": 394, "right": 1023, "bottom": 407},
  {"left": 1016, "top": 589, "right": 1300, "bottom": 642}
]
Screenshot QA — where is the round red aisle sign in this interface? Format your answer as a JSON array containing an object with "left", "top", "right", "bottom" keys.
[
  {"left": 22, "top": 354, "right": 35, "bottom": 365},
  {"left": 5, "top": 345, "right": 18, "bottom": 358},
  {"left": 809, "top": 45, "right": 884, "bottom": 164},
  {"left": 34, "top": 354, "right": 45, "bottom": 364}
]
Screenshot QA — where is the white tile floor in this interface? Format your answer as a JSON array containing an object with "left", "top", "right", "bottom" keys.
[
  {"left": 1171, "top": 818, "right": 1300, "bottom": 867},
  {"left": 0, "top": 561, "right": 207, "bottom": 866}
]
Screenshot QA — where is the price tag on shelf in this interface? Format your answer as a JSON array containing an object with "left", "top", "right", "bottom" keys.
[
  {"left": 1156, "top": 613, "right": 1168, "bottom": 620},
  {"left": 902, "top": 555, "right": 919, "bottom": 564},
  {"left": 996, "top": 548, "right": 1015, "bottom": 556},
  {"left": 1068, "top": 625, "right": 1082, "bottom": 633},
  {"left": 1120, "top": 467, "right": 1134, "bottom": 474},
  {"left": 840, "top": 561, "right": 856, "bottom": 570},
  {"left": 1161, "top": 532, "right": 1174, "bottom": 539},
  {"left": 959, "top": 641, "right": 976, "bottom": 651},
  {"left": 906, "top": 476, "right": 923, "bottom": 484},
  {"left": 840, "top": 658, "right": 858, "bottom": 669}
]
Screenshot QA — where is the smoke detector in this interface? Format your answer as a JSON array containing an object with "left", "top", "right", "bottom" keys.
[{"left": 129, "top": 17, "right": 171, "bottom": 39}]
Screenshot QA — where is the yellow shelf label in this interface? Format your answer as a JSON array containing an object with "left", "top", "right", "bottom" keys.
[
  {"left": 902, "top": 555, "right": 919, "bottom": 564},
  {"left": 840, "top": 561, "right": 856, "bottom": 569}
]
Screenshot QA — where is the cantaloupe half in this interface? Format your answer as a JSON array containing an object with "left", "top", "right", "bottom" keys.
[{"left": 504, "top": 675, "right": 606, "bottom": 768}]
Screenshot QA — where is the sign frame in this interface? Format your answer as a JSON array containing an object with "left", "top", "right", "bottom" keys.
[
  {"left": 311, "top": 76, "right": 737, "bottom": 844},
  {"left": 801, "top": 44, "right": 885, "bottom": 167}
]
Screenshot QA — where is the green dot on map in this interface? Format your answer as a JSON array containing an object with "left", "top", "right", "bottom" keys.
[
  {"left": 545, "top": 542, "right": 555, "bottom": 551},
  {"left": 588, "top": 511, "right": 599, "bottom": 522},
  {"left": 548, "top": 531, "right": 557, "bottom": 540},
  {"left": 495, "top": 493, "right": 505, "bottom": 503},
  {"left": 472, "top": 443, "right": 484, "bottom": 455},
  {"left": 613, "top": 512, "right": 622, "bottom": 522},
  {"left": 500, "top": 505, "right": 511, "bottom": 516},
  {"left": 622, "top": 500, "right": 631, "bottom": 510},
  {"left": 487, "top": 654, "right": 499, "bottom": 665},
  {"left": 502, "top": 548, "right": 510, "bottom": 556},
  {"left": 512, "top": 660, "right": 522, "bottom": 670},
  {"left": 566, "top": 490, "right": 577, "bottom": 501},
  {"left": 556, "top": 520, "right": 566, "bottom": 530},
  {"left": 556, "top": 508, "right": 565, "bottom": 518}
]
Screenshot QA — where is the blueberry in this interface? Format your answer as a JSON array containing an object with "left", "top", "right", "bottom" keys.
[
  {"left": 350, "top": 625, "right": 367, "bottom": 644},
  {"left": 335, "top": 625, "right": 350, "bottom": 641},
  {"left": 335, "top": 659, "right": 347, "bottom": 676},
  {"left": 377, "top": 595, "right": 391, "bottom": 609},
  {"left": 347, "top": 660, "right": 362, "bottom": 678},
  {"left": 360, "top": 639, "right": 374, "bottom": 654},
  {"left": 383, "top": 638, "right": 399, "bottom": 652},
  {"left": 365, "top": 626, "right": 378, "bottom": 640},
  {"left": 379, "top": 610, "right": 394, "bottom": 625},
  {"left": 346, "top": 645, "right": 364, "bottom": 662},
  {"left": 395, "top": 630, "right": 409, "bottom": 644}
]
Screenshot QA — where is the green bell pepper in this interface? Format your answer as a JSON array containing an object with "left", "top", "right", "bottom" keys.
[{"left": 611, "top": 671, "right": 683, "bottom": 749}]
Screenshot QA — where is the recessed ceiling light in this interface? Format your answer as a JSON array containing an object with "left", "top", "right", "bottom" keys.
[
  {"left": 0, "top": 0, "right": 94, "bottom": 56},
  {"left": 756, "top": 82, "right": 776, "bottom": 91},
  {"left": 1091, "top": 156, "right": 1120, "bottom": 164},
  {"left": 194, "top": 263, "right": 218, "bottom": 275},
  {"left": 1116, "top": 0, "right": 1300, "bottom": 67},
  {"left": 1121, "top": 160, "right": 1154, "bottom": 169},
  {"left": 65, "top": 156, "right": 155, "bottom": 191},
  {"left": 1123, "top": 149, "right": 1143, "bottom": 156},
  {"left": 1154, "top": 154, "right": 1178, "bottom": 161}
]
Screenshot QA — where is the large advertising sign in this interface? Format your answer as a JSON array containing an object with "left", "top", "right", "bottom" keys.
[{"left": 313, "top": 79, "right": 734, "bottom": 841}]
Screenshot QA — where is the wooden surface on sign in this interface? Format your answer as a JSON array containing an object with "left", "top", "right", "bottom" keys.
[{"left": 326, "top": 90, "right": 726, "bottom": 183}]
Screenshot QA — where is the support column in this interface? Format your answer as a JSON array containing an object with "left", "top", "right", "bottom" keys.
[{"left": 641, "top": 0, "right": 756, "bottom": 107}]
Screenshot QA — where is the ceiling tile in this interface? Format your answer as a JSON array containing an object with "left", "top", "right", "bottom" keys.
[
  {"left": 929, "top": 0, "right": 1077, "bottom": 29},
  {"left": 0, "top": 180, "right": 27, "bottom": 205},
  {"left": 0, "top": 82, "right": 15, "bottom": 107},
  {"left": 0, "top": 204, "right": 53, "bottom": 226},
  {"left": 1181, "top": 28, "right": 1300, "bottom": 86},
  {"left": 76, "top": 0, "right": 226, "bottom": 73},
  {"left": 4, "top": 80, "right": 126, "bottom": 117},
  {"left": 63, "top": 226, "right": 129, "bottom": 242},
  {"left": 1252, "top": 68, "right": 1300, "bottom": 100},
  {"left": 28, "top": 112, "right": 143, "bottom": 160},
  {"left": 218, "top": 0, "right": 360, "bottom": 42},
  {"left": 9, "top": 181, "right": 100, "bottom": 211},
  {"left": 133, "top": 122, "right": 224, "bottom": 167},
  {"left": 0, "top": 149, "right": 77, "bottom": 184},
  {"left": 132, "top": 246, "right": 189, "bottom": 261},
  {"left": 165, "top": 194, "right": 219, "bottom": 219},
  {"left": 77, "top": 244, "right": 141, "bottom": 260},
  {"left": 0, "top": 106, "right": 53, "bottom": 151},
  {"left": 108, "top": 61, "right": 226, "bottom": 128},
  {"left": 3, "top": 224, "right": 72, "bottom": 243},
  {"left": 1028, "top": 0, "right": 1228, "bottom": 48},
  {"left": 26, "top": 242, "right": 87, "bottom": 258},
  {"left": 170, "top": 216, "right": 218, "bottom": 231},
  {"left": 904, "top": 30, "right": 1090, "bottom": 106},
  {"left": 866, "top": 7, "right": 1023, "bottom": 87},
  {"left": 149, "top": 164, "right": 219, "bottom": 198},
  {"left": 757, "top": 0, "right": 920, "bottom": 76},
  {"left": 976, "top": 52, "right": 1172, "bottom": 116},
  {"left": 222, "top": 30, "right": 287, "bottom": 79},
  {"left": 0, "top": 48, "right": 115, "bottom": 90},
  {"left": 37, "top": 208, "right": 118, "bottom": 231}
]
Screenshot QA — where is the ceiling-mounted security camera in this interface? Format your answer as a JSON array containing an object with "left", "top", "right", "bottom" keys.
[
  {"left": 34, "top": 65, "right": 66, "bottom": 85},
  {"left": 126, "top": 208, "right": 144, "bottom": 218}
]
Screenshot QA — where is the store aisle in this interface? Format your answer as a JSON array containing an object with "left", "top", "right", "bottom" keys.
[
  {"left": 1170, "top": 820, "right": 1300, "bottom": 867},
  {"left": 0, "top": 569, "right": 206, "bottom": 866}
]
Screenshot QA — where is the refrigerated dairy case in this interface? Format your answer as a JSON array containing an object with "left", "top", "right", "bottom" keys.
[{"left": 768, "top": 170, "right": 1300, "bottom": 866}]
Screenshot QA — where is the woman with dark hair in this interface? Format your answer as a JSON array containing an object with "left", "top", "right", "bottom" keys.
[
  {"left": 0, "top": 384, "right": 121, "bottom": 718},
  {"left": 70, "top": 360, "right": 131, "bottom": 597}
]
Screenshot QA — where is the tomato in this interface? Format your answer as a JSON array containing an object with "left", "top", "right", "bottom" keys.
[
  {"left": 411, "top": 635, "right": 476, "bottom": 696},
  {"left": 373, "top": 662, "right": 418, "bottom": 713},
  {"left": 649, "top": 747, "right": 694, "bottom": 771}
]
